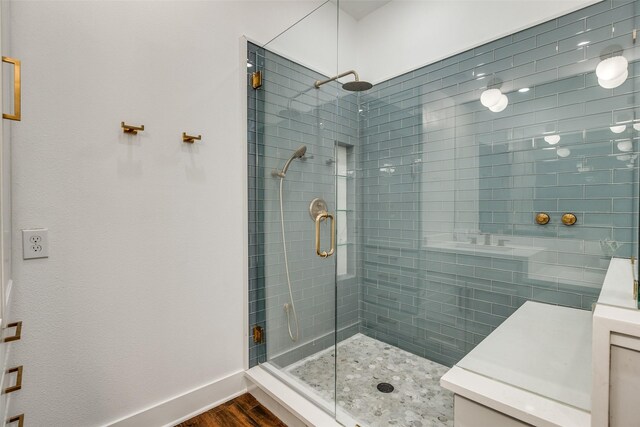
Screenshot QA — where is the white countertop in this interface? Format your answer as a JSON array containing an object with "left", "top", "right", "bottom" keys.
[
  {"left": 424, "top": 240, "right": 544, "bottom": 259},
  {"left": 596, "top": 257, "right": 638, "bottom": 311},
  {"left": 442, "top": 301, "right": 592, "bottom": 426}
]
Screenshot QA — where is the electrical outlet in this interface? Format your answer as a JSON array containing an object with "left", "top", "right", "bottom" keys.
[{"left": 22, "top": 228, "right": 49, "bottom": 260}]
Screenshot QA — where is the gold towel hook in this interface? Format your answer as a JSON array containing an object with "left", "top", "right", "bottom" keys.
[
  {"left": 121, "top": 122, "right": 144, "bottom": 134},
  {"left": 182, "top": 132, "right": 202, "bottom": 143}
]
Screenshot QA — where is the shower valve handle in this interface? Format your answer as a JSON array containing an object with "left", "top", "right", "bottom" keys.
[{"left": 315, "top": 211, "right": 335, "bottom": 258}]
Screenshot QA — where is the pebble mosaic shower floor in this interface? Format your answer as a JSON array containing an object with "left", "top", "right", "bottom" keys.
[{"left": 284, "top": 333, "right": 454, "bottom": 427}]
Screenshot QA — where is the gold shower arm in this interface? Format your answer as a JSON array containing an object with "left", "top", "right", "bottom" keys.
[{"left": 314, "top": 70, "right": 360, "bottom": 89}]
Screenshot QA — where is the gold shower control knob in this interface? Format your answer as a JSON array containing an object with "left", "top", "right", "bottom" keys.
[
  {"left": 562, "top": 213, "right": 577, "bottom": 226},
  {"left": 535, "top": 212, "right": 550, "bottom": 225}
]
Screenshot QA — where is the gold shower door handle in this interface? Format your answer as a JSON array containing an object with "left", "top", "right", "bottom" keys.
[
  {"left": 315, "top": 212, "right": 335, "bottom": 258},
  {"left": 2, "top": 57, "right": 20, "bottom": 121}
]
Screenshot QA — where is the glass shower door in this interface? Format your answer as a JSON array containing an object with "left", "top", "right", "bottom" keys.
[
  {"left": 247, "top": 0, "right": 359, "bottom": 422},
  {"left": 250, "top": 40, "right": 341, "bottom": 416}
]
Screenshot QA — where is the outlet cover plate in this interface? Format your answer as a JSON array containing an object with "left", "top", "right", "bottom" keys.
[{"left": 22, "top": 228, "right": 49, "bottom": 260}]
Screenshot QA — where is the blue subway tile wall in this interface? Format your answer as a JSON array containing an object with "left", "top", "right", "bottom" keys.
[
  {"left": 247, "top": 43, "right": 360, "bottom": 368},
  {"left": 357, "top": 0, "right": 640, "bottom": 366}
]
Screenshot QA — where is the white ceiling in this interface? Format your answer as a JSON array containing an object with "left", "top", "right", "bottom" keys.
[{"left": 338, "top": 0, "right": 392, "bottom": 20}]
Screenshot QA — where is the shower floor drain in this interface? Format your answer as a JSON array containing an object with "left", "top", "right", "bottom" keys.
[{"left": 376, "top": 382, "right": 394, "bottom": 393}]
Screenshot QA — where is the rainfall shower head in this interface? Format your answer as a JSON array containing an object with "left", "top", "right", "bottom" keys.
[
  {"left": 342, "top": 80, "right": 373, "bottom": 92},
  {"left": 314, "top": 70, "right": 373, "bottom": 92},
  {"left": 274, "top": 145, "right": 307, "bottom": 178}
]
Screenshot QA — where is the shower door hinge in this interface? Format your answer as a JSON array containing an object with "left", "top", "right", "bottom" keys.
[
  {"left": 252, "top": 325, "right": 264, "bottom": 344},
  {"left": 251, "top": 70, "right": 263, "bottom": 90}
]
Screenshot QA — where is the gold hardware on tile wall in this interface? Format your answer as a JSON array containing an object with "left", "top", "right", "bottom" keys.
[
  {"left": 4, "top": 366, "right": 22, "bottom": 394},
  {"left": 7, "top": 414, "right": 24, "bottom": 427},
  {"left": 535, "top": 212, "right": 550, "bottom": 225},
  {"left": 121, "top": 122, "right": 144, "bottom": 134},
  {"left": 561, "top": 213, "right": 577, "bottom": 226},
  {"left": 2, "top": 57, "right": 21, "bottom": 121},
  {"left": 251, "top": 71, "right": 262, "bottom": 89},
  {"left": 182, "top": 132, "right": 202, "bottom": 143},
  {"left": 253, "top": 325, "right": 264, "bottom": 344},
  {"left": 3, "top": 321, "right": 22, "bottom": 343}
]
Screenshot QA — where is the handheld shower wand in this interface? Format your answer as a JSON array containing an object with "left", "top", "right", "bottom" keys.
[
  {"left": 273, "top": 145, "right": 307, "bottom": 178},
  {"left": 275, "top": 145, "right": 307, "bottom": 342}
]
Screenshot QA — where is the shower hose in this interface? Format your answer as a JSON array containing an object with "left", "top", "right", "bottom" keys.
[{"left": 279, "top": 177, "right": 300, "bottom": 342}]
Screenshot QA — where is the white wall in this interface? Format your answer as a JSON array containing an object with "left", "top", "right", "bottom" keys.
[
  {"left": 5, "top": 0, "right": 605, "bottom": 425},
  {"left": 7, "top": 1, "right": 336, "bottom": 426},
  {"left": 266, "top": 0, "right": 360, "bottom": 78},
  {"left": 356, "top": 0, "right": 599, "bottom": 83}
]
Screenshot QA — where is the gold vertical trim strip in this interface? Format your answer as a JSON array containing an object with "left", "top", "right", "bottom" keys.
[
  {"left": 3, "top": 366, "right": 23, "bottom": 394},
  {"left": 3, "top": 321, "right": 22, "bottom": 343},
  {"left": 2, "top": 57, "right": 20, "bottom": 121},
  {"left": 7, "top": 414, "right": 24, "bottom": 427},
  {"left": 632, "top": 257, "right": 638, "bottom": 301}
]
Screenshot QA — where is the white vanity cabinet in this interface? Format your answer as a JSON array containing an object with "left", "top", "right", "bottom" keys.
[
  {"left": 453, "top": 396, "right": 532, "bottom": 427},
  {"left": 591, "top": 258, "right": 640, "bottom": 427},
  {"left": 608, "top": 338, "right": 640, "bottom": 426},
  {"left": 441, "top": 301, "right": 591, "bottom": 427},
  {"left": 442, "top": 257, "right": 640, "bottom": 427}
]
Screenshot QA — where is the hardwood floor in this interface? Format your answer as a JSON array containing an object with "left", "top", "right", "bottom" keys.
[{"left": 175, "top": 393, "right": 287, "bottom": 427}]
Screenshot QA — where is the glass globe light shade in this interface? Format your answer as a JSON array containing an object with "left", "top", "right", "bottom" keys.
[
  {"left": 480, "top": 89, "right": 502, "bottom": 108},
  {"left": 557, "top": 148, "right": 571, "bottom": 157},
  {"left": 596, "top": 56, "right": 628, "bottom": 81},
  {"left": 544, "top": 134, "right": 561, "bottom": 145},
  {"left": 617, "top": 140, "right": 633, "bottom": 152},
  {"left": 598, "top": 69, "right": 628, "bottom": 89},
  {"left": 610, "top": 125, "right": 626, "bottom": 133},
  {"left": 489, "top": 94, "right": 508, "bottom": 112}
]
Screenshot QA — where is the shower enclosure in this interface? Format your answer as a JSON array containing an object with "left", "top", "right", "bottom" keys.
[{"left": 248, "top": 1, "right": 640, "bottom": 425}]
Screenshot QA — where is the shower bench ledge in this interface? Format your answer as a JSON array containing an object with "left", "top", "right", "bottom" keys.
[{"left": 441, "top": 301, "right": 592, "bottom": 427}]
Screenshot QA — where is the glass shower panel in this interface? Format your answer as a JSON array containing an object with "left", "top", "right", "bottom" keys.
[
  {"left": 252, "top": 42, "right": 340, "bottom": 412},
  {"left": 337, "top": 1, "right": 639, "bottom": 425},
  {"left": 249, "top": 1, "right": 640, "bottom": 425},
  {"left": 247, "top": 0, "right": 343, "bottom": 416}
]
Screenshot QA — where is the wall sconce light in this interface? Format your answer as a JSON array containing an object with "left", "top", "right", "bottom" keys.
[
  {"left": 480, "top": 88, "right": 508, "bottom": 112},
  {"left": 557, "top": 148, "right": 571, "bottom": 157},
  {"left": 610, "top": 124, "right": 627, "bottom": 133},
  {"left": 596, "top": 55, "right": 628, "bottom": 89}
]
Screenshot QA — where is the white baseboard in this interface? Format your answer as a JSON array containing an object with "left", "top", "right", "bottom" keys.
[{"left": 107, "top": 370, "right": 247, "bottom": 427}]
